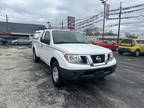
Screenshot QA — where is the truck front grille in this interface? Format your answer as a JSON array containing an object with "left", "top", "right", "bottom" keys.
[
  {"left": 81, "top": 56, "right": 87, "bottom": 64},
  {"left": 90, "top": 55, "right": 105, "bottom": 63}
]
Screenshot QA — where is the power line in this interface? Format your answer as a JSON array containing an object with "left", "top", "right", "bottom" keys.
[
  {"left": 109, "top": 7, "right": 144, "bottom": 15},
  {"left": 107, "top": 20, "right": 144, "bottom": 28},
  {"left": 109, "top": 3, "right": 144, "bottom": 12},
  {"left": 108, "top": 15, "right": 142, "bottom": 20}
]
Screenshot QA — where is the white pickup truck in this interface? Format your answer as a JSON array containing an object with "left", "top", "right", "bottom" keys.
[{"left": 32, "top": 29, "right": 116, "bottom": 87}]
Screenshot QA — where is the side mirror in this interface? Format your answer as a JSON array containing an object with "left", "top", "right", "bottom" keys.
[
  {"left": 45, "top": 40, "right": 50, "bottom": 45},
  {"left": 41, "top": 39, "right": 50, "bottom": 45}
]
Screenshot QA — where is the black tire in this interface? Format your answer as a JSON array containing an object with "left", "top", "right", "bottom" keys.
[
  {"left": 134, "top": 50, "right": 140, "bottom": 57},
  {"left": 14, "top": 42, "right": 19, "bottom": 45},
  {"left": 98, "top": 77, "right": 105, "bottom": 81},
  {"left": 118, "top": 51, "right": 123, "bottom": 55},
  {"left": 51, "top": 61, "right": 64, "bottom": 87},
  {"left": 33, "top": 49, "right": 40, "bottom": 62}
]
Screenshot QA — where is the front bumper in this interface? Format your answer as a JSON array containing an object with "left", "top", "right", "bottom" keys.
[
  {"left": 60, "top": 57, "right": 116, "bottom": 70},
  {"left": 118, "top": 48, "right": 131, "bottom": 53},
  {"left": 60, "top": 65, "right": 116, "bottom": 81}
]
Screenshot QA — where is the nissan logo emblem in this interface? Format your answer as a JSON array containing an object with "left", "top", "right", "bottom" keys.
[{"left": 96, "top": 56, "right": 101, "bottom": 62}]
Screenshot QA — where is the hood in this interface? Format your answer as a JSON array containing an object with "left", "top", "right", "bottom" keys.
[{"left": 54, "top": 44, "right": 111, "bottom": 55}]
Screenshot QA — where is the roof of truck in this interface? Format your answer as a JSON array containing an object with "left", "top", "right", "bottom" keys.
[{"left": 41, "top": 29, "right": 78, "bottom": 32}]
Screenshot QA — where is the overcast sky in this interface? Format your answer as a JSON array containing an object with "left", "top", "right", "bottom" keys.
[{"left": 0, "top": 0, "right": 144, "bottom": 34}]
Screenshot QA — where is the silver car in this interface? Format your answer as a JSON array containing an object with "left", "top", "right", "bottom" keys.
[{"left": 11, "top": 38, "right": 32, "bottom": 45}]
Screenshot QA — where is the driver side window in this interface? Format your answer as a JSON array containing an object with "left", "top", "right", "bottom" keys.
[{"left": 41, "top": 31, "right": 50, "bottom": 45}]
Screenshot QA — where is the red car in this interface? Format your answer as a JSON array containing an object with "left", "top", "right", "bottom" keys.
[{"left": 92, "top": 40, "right": 119, "bottom": 51}]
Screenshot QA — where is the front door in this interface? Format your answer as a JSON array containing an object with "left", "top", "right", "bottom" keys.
[{"left": 40, "top": 31, "right": 51, "bottom": 63}]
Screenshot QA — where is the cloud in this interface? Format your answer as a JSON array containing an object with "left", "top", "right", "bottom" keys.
[
  {"left": 0, "top": 0, "right": 63, "bottom": 23},
  {"left": 0, "top": 0, "right": 144, "bottom": 34}
]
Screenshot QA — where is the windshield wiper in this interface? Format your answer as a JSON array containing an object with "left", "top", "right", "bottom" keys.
[
  {"left": 73, "top": 42, "right": 88, "bottom": 44},
  {"left": 55, "top": 42, "right": 88, "bottom": 44},
  {"left": 55, "top": 42, "right": 70, "bottom": 44}
]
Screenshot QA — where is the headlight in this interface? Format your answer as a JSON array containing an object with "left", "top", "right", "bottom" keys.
[
  {"left": 109, "top": 52, "right": 114, "bottom": 62},
  {"left": 64, "top": 55, "right": 83, "bottom": 64},
  {"left": 106, "top": 52, "right": 114, "bottom": 63}
]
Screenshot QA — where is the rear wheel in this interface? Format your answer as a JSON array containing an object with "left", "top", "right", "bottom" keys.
[
  {"left": 51, "top": 61, "right": 64, "bottom": 87},
  {"left": 118, "top": 51, "right": 123, "bottom": 55},
  {"left": 14, "top": 42, "right": 19, "bottom": 45},
  {"left": 134, "top": 50, "right": 140, "bottom": 57},
  {"left": 33, "top": 49, "right": 39, "bottom": 62}
]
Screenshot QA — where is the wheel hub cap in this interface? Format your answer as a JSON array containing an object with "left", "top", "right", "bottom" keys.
[
  {"left": 136, "top": 51, "right": 139, "bottom": 56},
  {"left": 53, "top": 67, "right": 59, "bottom": 82}
]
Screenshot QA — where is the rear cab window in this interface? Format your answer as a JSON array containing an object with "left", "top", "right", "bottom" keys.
[
  {"left": 34, "top": 31, "right": 44, "bottom": 39},
  {"left": 34, "top": 32, "right": 40, "bottom": 39}
]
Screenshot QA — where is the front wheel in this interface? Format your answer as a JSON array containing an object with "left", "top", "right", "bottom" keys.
[
  {"left": 118, "top": 51, "right": 123, "bottom": 55},
  {"left": 134, "top": 50, "right": 140, "bottom": 57},
  {"left": 51, "top": 61, "right": 64, "bottom": 87}
]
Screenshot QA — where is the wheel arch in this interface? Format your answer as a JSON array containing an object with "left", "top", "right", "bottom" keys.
[
  {"left": 50, "top": 57, "right": 59, "bottom": 68},
  {"left": 14, "top": 41, "right": 19, "bottom": 45},
  {"left": 135, "top": 48, "right": 140, "bottom": 52}
]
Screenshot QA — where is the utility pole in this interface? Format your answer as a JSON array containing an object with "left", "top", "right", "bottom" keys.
[
  {"left": 102, "top": 2, "right": 106, "bottom": 41},
  {"left": 62, "top": 19, "right": 63, "bottom": 29},
  {"left": 100, "top": 0, "right": 108, "bottom": 41},
  {"left": 6, "top": 14, "right": 9, "bottom": 33},
  {"left": 117, "top": 2, "right": 122, "bottom": 45}
]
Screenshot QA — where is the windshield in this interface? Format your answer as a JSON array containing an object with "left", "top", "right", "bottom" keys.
[
  {"left": 136, "top": 40, "right": 144, "bottom": 44},
  {"left": 121, "top": 39, "right": 133, "bottom": 43},
  {"left": 95, "top": 41, "right": 103, "bottom": 43},
  {"left": 53, "top": 31, "right": 89, "bottom": 44},
  {"left": 18, "top": 38, "right": 30, "bottom": 40}
]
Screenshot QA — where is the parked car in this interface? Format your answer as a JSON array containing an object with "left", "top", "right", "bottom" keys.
[
  {"left": 93, "top": 40, "right": 119, "bottom": 51},
  {"left": 11, "top": 38, "right": 32, "bottom": 45},
  {"left": 32, "top": 29, "right": 116, "bottom": 87},
  {"left": 0, "top": 38, "right": 7, "bottom": 45},
  {"left": 118, "top": 39, "right": 144, "bottom": 56}
]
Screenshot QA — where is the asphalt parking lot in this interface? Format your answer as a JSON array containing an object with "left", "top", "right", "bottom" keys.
[{"left": 0, "top": 46, "right": 144, "bottom": 108}]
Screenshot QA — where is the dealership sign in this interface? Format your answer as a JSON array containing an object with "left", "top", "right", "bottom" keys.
[{"left": 67, "top": 16, "right": 75, "bottom": 30}]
